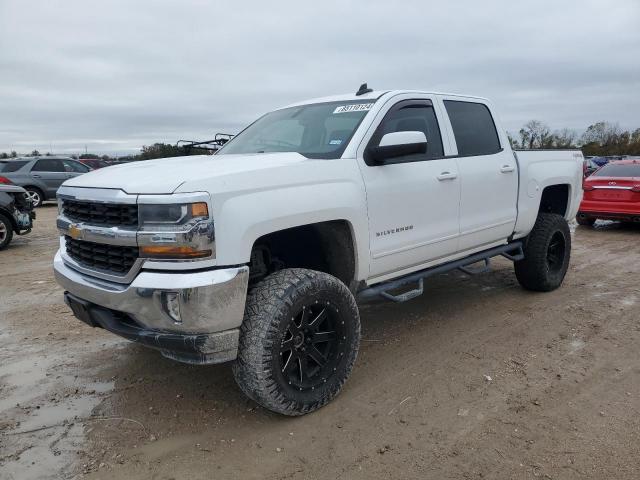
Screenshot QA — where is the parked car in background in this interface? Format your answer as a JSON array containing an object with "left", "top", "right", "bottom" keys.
[
  {"left": 0, "top": 184, "right": 34, "bottom": 249},
  {"left": 591, "top": 156, "right": 609, "bottom": 167},
  {"left": 577, "top": 159, "right": 640, "bottom": 225},
  {"left": 584, "top": 157, "right": 600, "bottom": 176},
  {"left": 78, "top": 158, "right": 110, "bottom": 169},
  {"left": 0, "top": 157, "right": 91, "bottom": 207}
]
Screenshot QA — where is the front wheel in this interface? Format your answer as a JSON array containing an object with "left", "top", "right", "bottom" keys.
[
  {"left": 0, "top": 214, "right": 14, "bottom": 250},
  {"left": 515, "top": 213, "right": 571, "bottom": 292},
  {"left": 233, "top": 268, "right": 361, "bottom": 416}
]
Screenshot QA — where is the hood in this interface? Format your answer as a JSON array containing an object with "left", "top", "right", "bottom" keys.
[{"left": 62, "top": 153, "right": 309, "bottom": 194}]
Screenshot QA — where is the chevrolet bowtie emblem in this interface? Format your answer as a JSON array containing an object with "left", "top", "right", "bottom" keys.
[{"left": 68, "top": 224, "right": 83, "bottom": 240}]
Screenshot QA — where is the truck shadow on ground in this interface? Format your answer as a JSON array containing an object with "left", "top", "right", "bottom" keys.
[{"left": 91, "top": 261, "right": 527, "bottom": 429}]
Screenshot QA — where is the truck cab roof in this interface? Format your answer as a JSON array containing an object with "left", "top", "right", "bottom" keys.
[{"left": 283, "top": 89, "right": 490, "bottom": 110}]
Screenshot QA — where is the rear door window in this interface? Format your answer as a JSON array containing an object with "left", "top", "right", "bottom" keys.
[
  {"left": 32, "top": 158, "right": 64, "bottom": 172},
  {"left": 0, "top": 161, "right": 28, "bottom": 172},
  {"left": 444, "top": 100, "right": 501, "bottom": 156},
  {"left": 62, "top": 159, "right": 90, "bottom": 173}
]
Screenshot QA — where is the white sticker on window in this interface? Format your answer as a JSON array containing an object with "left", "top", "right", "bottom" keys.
[
  {"left": 329, "top": 139, "right": 343, "bottom": 145},
  {"left": 333, "top": 103, "right": 374, "bottom": 114}
]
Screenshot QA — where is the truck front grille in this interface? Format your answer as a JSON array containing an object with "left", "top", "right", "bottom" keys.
[
  {"left": 65, "top": 236, "right": 139, "bottom": 275},
  {"left": 62, "top": 199, "right": 138, "bottom": 227}
]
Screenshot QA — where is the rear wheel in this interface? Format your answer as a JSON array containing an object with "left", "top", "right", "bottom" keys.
[
  {"left": 25, "top": 187, "right": 44, "bottom": 208},
  {"left": 233, "top": 268, "right": 360, "bottom": 416},
  {"left": 515, "top": 213, "right": 571, "bottom": 292},
  {"left": 0, "top": 214, "right": 14, "bottom": 250},
  {"left": 576, "top": 213, "right": 595, "bottom": 226}
]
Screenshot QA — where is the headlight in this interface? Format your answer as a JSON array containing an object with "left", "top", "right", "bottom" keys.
[
  {"left": 137, "top": 201, "right": 214, "bottom": 260},
  {"left": 139, "top": 202, "right": 209, "bottom": 229}
]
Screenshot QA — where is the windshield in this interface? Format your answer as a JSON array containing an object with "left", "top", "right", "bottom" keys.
[
  {"left": 593, "top": 163, "right": 640, "bottom": 177},
  {"left": 217, "top": 100, "right": 376, "bottom": 159}
]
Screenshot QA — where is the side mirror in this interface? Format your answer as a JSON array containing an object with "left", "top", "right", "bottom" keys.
[{"left": 368, "top": 131, "right": 427, "bottom": 164}]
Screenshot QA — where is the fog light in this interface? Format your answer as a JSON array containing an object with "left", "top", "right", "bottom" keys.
[{"left": 162, "top": 292, "right": 182, "bottom": 324}]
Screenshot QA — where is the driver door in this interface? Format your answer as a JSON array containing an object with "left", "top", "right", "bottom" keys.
[{"left": 357, "top": 98, "right": 461, "bottom": 280}]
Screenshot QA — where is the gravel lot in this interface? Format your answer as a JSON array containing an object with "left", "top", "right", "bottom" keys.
[{"left": 1, "top": 205, "right": 639, "bottom": 479}]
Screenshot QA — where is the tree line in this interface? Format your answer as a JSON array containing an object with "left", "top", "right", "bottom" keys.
[
  {"left": 3, "top": 121, "right": 639, "bottom": 161},
  {"left": 508, "top": 121, "right": 640, "bottom": 156},
  {"left": 0, "top": 143, "right": 205, "bottom": 161}
]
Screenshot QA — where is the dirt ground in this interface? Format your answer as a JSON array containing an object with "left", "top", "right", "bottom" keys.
[{"left": 1, "top": 204, "right": 639, "bottom": 480}]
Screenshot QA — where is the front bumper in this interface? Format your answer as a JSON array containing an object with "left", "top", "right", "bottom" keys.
[{"left": 54, "top": 250, "right": 249, "bottom": 364}]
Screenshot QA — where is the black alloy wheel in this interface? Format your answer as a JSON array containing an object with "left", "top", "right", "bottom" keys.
[
  {"left": 546, "top": 231, "right": 566, "bottom": 273},
  {"left": 277, "top": 302, "right": 346, "bottom": 392}
]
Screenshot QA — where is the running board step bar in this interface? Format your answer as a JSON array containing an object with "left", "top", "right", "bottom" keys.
[{"left": 358, "top": 242, "right": 524, "bottom": 303}]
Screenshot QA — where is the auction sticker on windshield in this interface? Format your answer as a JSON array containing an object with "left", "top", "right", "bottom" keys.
[{"left": 333, "top": 103, "right": 374, "bottom": 114}]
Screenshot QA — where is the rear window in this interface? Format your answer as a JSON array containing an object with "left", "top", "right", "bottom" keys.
[
  {"left": 593, "top": 163, "right": 640, "bottom": 177},
  {"left": 444, "top": 100, "right": 502, "bottom": 156},
  {"left": 1, "top": 161, "right": 28, "bottom": 172}
]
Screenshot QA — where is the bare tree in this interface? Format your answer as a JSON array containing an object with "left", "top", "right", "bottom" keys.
[
  {"left": 581, "top": 121, "right": 622, "bottom": 146},
  {"left": 552, "top": 128, "right": 577, "bottom": 148},
  {"left": 519, "top": 120, "right": 551, "bottom": 149}
]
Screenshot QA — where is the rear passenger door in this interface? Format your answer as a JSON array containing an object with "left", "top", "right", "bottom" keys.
[
  {"left": 441, "top": 99, "right": 518, "bottom": 251},
  {"left": 31, "top": 158, "right": 67, "bottom": 197}
]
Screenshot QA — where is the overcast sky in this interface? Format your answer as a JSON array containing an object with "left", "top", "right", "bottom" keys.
[{"left": 1, "top": 0, "right": 638, "bottom": 155}]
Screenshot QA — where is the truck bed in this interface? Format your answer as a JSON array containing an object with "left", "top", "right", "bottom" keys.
[{"left": 512, "top": 149, "right": 584, "bottom": 238}]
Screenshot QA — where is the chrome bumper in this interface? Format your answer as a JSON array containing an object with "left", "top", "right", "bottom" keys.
[{"left": 54, "top": 250, "right": 249, "bottom": 363}]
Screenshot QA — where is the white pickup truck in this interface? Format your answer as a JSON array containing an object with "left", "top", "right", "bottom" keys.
[{"left": 54, "top": 85, "right": 584, "bottom": 415}]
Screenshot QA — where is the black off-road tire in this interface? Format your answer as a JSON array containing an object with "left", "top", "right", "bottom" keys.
[
  {"left": 0, "top": 213, "right": 14, "bottom": 250},
  {"left": 576, "top": 214, "right": 595, "bottom": 226},
  {"left": 515, "top": 213, "right": 571, "bottom": 292},
  {"left": 232, "top": 268, "right": 361, "bottom": 416}
]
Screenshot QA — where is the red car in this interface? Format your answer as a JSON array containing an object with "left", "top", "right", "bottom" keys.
[
  {"left": 78, "top": 158, "right": 108, "bottom": 169},
  {"left": 577, "top": 159, "right": 640, "bottom": 225}
]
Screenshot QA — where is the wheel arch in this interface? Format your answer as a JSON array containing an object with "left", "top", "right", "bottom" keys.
[
  {"left": 247, "top": 219, "right": 360, "bottom": 291},
  {"left": 538, "top": 183, "right": 571, "bottom": 216},
  {"left": 513, "top": 179, "right": 577, "bottom": 240}
]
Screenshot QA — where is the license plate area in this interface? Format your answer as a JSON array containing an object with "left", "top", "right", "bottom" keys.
[{"left": 594, "top": 190, "right": 632, "bottom": 201}]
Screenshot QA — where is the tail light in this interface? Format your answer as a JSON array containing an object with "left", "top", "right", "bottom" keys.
[{"left": 0, "top": 176, "right": 14, "bottom": 185}]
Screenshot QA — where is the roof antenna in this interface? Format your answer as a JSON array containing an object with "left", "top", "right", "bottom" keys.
[{"left": 355, "top": 82, "right": 373, "bottom": 96}]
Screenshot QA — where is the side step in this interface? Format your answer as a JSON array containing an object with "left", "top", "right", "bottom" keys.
[{"left": 357, "top": 242, "right": 524, "bottom": 303}]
